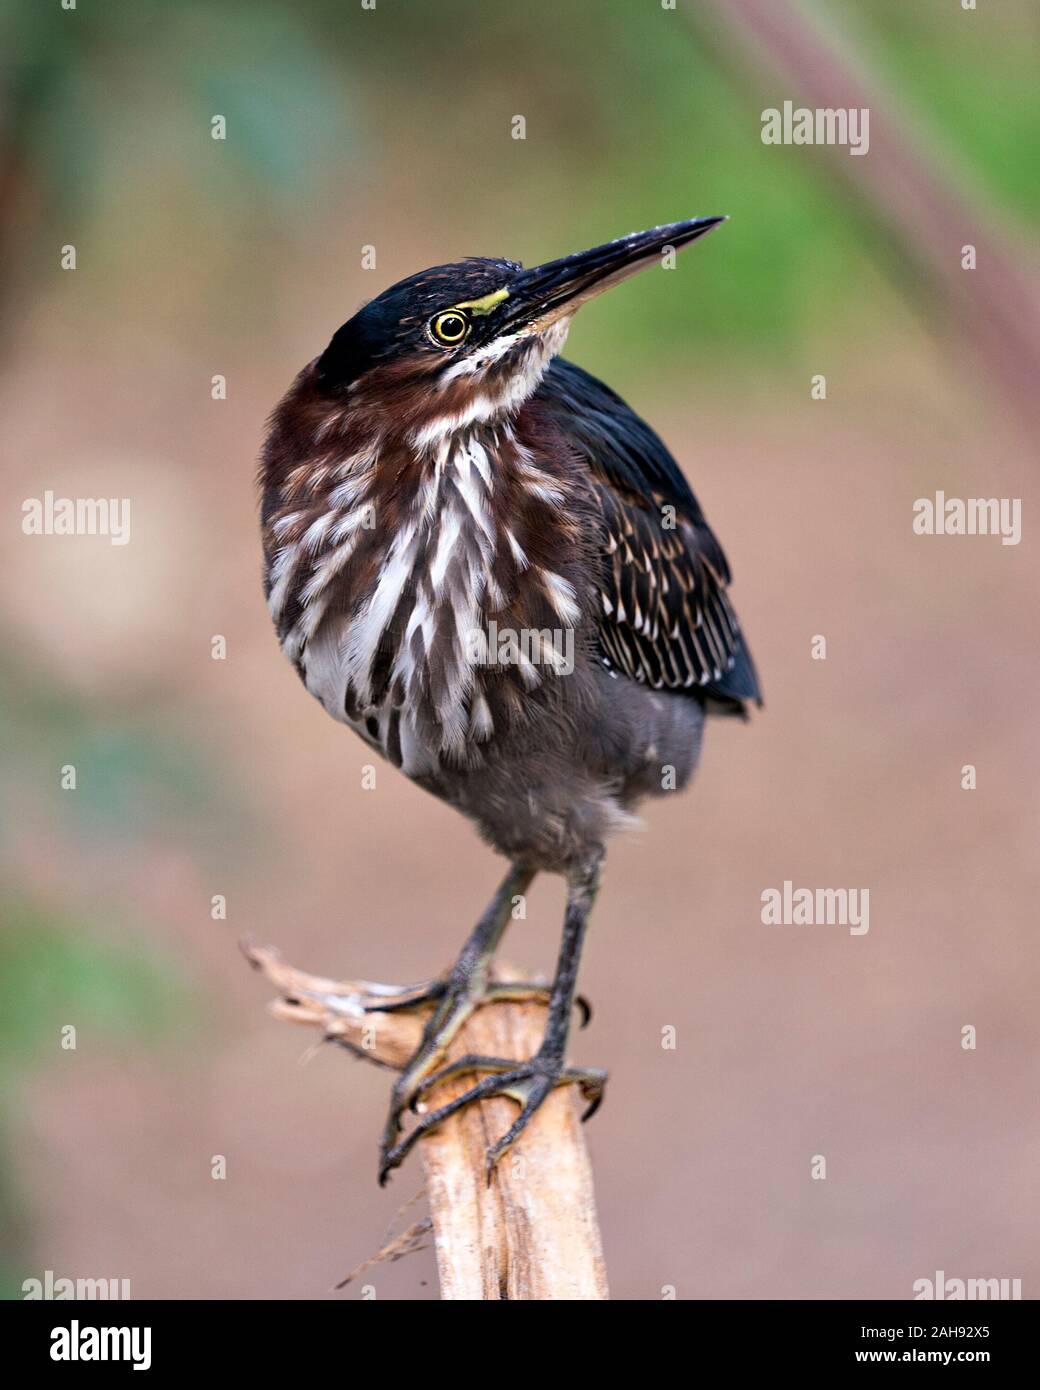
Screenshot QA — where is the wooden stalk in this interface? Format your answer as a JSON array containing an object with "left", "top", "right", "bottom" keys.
[{"left": 244, "top": 943, "right": 609, "bottom": 1300}]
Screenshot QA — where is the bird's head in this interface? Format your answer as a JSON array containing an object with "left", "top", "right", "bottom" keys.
[{"left": 313, "top": 216, "right": 725, "bottom": 441}]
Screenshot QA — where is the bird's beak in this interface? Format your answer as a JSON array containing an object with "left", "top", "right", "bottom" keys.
[{"left": 500, "top": 216, "right": 726, "bottom": 335}]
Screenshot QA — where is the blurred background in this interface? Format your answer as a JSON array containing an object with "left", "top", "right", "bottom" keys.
[{"left": 2, "top": 0, "right": 1038, "bottom": 1300}]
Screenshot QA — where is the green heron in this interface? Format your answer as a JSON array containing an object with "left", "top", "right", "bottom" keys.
[{"left": 259, "top": 217, "right": 760, "bottom": 1184}]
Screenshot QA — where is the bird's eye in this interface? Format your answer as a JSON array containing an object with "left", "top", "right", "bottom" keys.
[{"left": 429, "top": 310, "right": 470, "bottom": 346}]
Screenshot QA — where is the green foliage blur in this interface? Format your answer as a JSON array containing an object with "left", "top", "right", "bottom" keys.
[
  {"left": 4, "top": 0, "right": 1036, "bottom": 390},
  {"left": 0, "top": 654, "right": 222, "bottom": 1296}
]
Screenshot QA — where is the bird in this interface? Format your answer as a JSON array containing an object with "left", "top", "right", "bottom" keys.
[{"left": 258, "top": 217, "right": 760, "bottom": 1185}]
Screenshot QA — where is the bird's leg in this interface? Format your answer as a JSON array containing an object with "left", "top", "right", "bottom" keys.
[
  {"left": 376, "top": 863, "right": 534, "bottom": 1177},
  {"left": 379, "top": 850, "right": 607, "bottom": 1185}
]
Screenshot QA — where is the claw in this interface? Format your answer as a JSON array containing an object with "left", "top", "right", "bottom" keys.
[
  {"left": 379, "top": 1053, "right": 609, "bottom": 1184},
  {"left": 484, "top": 981, "right": 592, "bottom": 1027},
  {"left": 373, "top": 972, "right": 596, "bottom": 1170},
  {"left": 483, "top": 1078, "right": 554, "bottom": 1180},
  {"left": 380, "top": 1068, "right": 526, "bottom": 1182},
  {"left": 580, "top": 1079, "right": 607, "bottom": 1123},
  {"left": 410, "top": 1053, "right": 515, "bottom": 1110},
  {"left": 375, "top": 980, "right": 493, "bottom": 1160},
  {"left": 361, "top": 979, "right": 447, "bottom": 1015}
]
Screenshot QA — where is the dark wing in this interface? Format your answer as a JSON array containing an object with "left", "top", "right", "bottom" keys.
[{"left": 534, "top": 358, "right": 761, "bottom": 709}]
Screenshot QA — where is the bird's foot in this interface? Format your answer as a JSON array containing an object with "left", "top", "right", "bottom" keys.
[
  {"left": 379, "top": 1049, "right": 607, "bottom": 1186},
  {"left": 365, "top": 975, "right": 589, "bottom": 1023},
  {"left": 373, "top": 974, "right": 590, "bottom": 1182}
]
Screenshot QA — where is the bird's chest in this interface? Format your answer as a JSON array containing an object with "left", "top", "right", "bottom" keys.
[
  {"left": 292, "top": 437, "right": 504, "bottom": 769},
  {"left": 267, "top": 420, "right": 590, "bottom": 775}
]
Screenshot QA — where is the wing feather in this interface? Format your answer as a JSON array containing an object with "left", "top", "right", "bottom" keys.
[{"left": 534, "top": 359, "right": 761, "bottom": 707}]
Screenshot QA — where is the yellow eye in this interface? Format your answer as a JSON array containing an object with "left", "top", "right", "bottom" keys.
[{"left": 430, "top": 310, "right": 470, "bottom": 346}]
